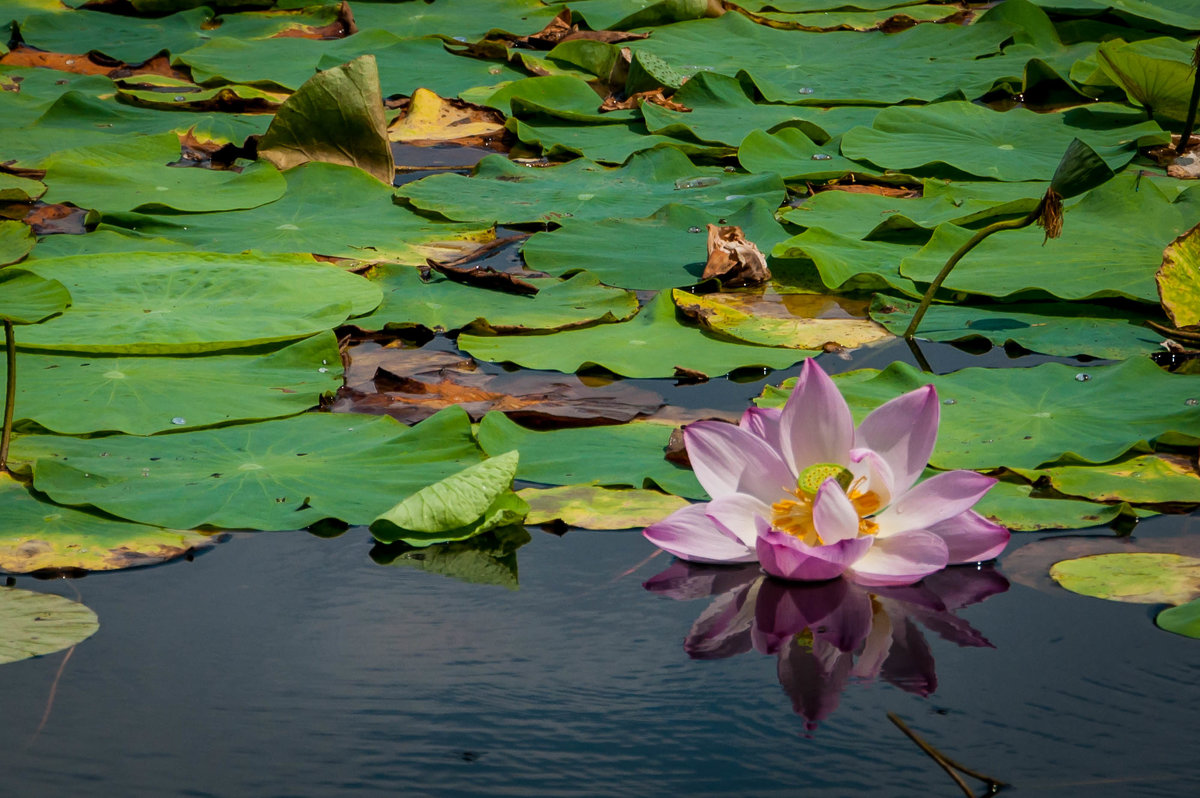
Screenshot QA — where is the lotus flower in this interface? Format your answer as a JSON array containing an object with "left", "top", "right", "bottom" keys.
[
  {"left": 644, "top": 360, "right": 1009, "bottom": 586},
  {"left": 644, "top": 560, "right": 1009, "bottom": 729}
]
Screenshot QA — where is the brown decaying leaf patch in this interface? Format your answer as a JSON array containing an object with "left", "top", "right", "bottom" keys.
[
  {"left": 600, "top": 88, "right": 691, "bottom": 113},
  {"left": 24, "top": 203, "right": 89, "bottom": 235},
  {"left": 269, "top": 0, "right": 358, "bottom": 40},
  {"left": 816, "top": 183, "right": 922, "bottom": 198},
  {"left": 333, "top": 342, "right": 663, "bottom": 427},
  {"left": 178, "top": 131, "right": 256, "bottom": 170},
  {"left": 508, "top": 8, "right": 651, "bottom": 50},
  {"left": 0, "top": 46, "right": 190, "bottom": 81},
  {"left": 1147, "top": 134, "right": 1200, "bottom": 179},
  {"left": 701, "top": 224, "right": 771, "bottom": 287}
]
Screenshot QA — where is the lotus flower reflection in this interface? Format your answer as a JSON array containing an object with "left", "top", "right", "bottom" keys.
[
  {"left": 644, "top": 561, "right": 1010, "bottom": 729},
  {"left": 645, "top": 360, "right": 1009, "bottom": 586}
]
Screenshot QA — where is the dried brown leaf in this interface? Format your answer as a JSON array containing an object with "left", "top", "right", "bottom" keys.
[{"left": 701, "top": 224, "right": 771, "bottom": 287}]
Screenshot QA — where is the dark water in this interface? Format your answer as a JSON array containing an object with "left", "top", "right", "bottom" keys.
[
  {"left": 2, "top": 342, "right": 1198, "bottom": 797},
  {"left": 1, "top": 514, "right": 1198, "bottom": 797}
]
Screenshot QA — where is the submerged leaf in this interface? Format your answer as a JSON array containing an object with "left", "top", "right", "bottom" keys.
[
  {"left": 520, "top": 485, "right": 690, "bottom": 530},
  {"left": 0, "top": 587, "right": 98, "bottom": 665}
]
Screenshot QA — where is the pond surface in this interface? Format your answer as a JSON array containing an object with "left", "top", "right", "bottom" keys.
[{"left": 3, "top": 343, "right": 1198, "bottom": 798}]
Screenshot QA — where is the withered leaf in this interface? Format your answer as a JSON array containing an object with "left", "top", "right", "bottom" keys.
[{"left": 701, "top": 224, "right": 770, "bottom": 287}]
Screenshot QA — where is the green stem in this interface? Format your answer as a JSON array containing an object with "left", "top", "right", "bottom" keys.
[
  {"left": 1, "top": 320, "right": 14, "bottom": 474},
  {"left": 902, "top": 208, "right": 1040, "bottom": 340},
  {"left": 1175, "top": 43, "right": 1200, "bottom": 156}
]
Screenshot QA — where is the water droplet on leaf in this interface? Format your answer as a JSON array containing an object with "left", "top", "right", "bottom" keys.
[
  {"left": 171, "top": 417, "right": 186, "bottom": 425},
  {"left": 1075, "top": 373, "right": 1091, "bottom": 382},
  {"left": 942, "top": 398, "right": 956, "bottom": 405},
  {"left": 810, "top": 153, "right": 832, "bottom": 161}
]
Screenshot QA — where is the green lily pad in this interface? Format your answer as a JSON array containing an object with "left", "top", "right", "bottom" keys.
[
  {"left": 1158, "top": 223, "right": 1200, "bottom": 329},
  {"left": 521, "top": 199, "right": 792, "bottom": 290},
  {"left": 371, "top": 451, "right": 528, "bottom": 546},
  {"left": 41, "top": 133, "right": 287, "bottom": 213},
  {"left": 1156, "top": 598, "right": 1200, "bottom": 639},
  {"left": 477, "top": 411, "right": 705, "bottom": 499},
  {"left": 672, "top": 288, "right": 893, "bottom": 350},
  {"left": 758, "top": 357, "right": 1200, "bottom": 471},
  {"left": 0, "top": 332, "right": 343, "bottom": 435},
  {"left": 353, "top": 268, "right": 638, "bottom": 334},
  {"left": 19, "top": 251, "right": 380, "bottom": 353},
  {"left": 0, "top": 587, "right": 98, "bottom": 664},
  {"left": 11, "top": 407, "right": 485, "bottom": 532},
  {"left": 258, "top": 55, "right": 395, "bottom": 186},
  {"left": 780, "top": 181, "right": 1042, "bottom": 240},
  {"left": 772, "top": 227, "right": 922, "bottom": 296},
  {"left": 625, "top": 4, "right": 1061, "bottom": 104},
  {"left": 841, "top": 102, "right": 1166, "bottom": 181},
  {"left": 1095, "top": 37, "right": 1197, "bottom": 123},
  {"left": 0, "top": 268, "right": 69, "bottom": 325},
  {"left": 1029, "top": 0, "right": 1200, "bottom": 31},
  {"left": 351, "top": 0, "right": 555, "bottom": 40},
  {"left": 69, "top": 162, "right": 493, "bottom": 265},
  {"left": 370, "top": 524, "right": 533, "bottom": 590},
  {"left": 396, "top": 147, "right": 785, "bottom": 225},
  {"left": 900, "top": 174, "right": 1200, "bottom": 303},
  {"left": 504, "top": 116, "right": 724, "bottom": 164},
  {"left": 1051, "top": 552, "right": 1200, "bottom": 605},
  {"left": 739, "top": 129, "right": 879, "bottom": 181},
  {"left": 637, "top": 71, "right": 878, "bottom": 146},
  {"left": 480, "top": 75, "right": 638, "bottom": 123},
  {"left": 870, "top": 296, "right": 1164, "bottom": 359},
  {"left": 0, "top": 173, "right": 46, "bottom": 202},
  {"left": 1013, "top": 454, "right": 1200, "bottom": 505},
  {"left": 973, "top": 478, "right": 1138, "bottom": 531},
  {"left": 460, "top": 292, "right": 810, "bottom": 378},
  {"left": 520, "top": 484, "right": 690, "bottom": 529},
  {"left": 0, "top": 473, "right": 214, "bottom": 574},
  {"left": 753, "top": 3, "right": 964, "bottom": 29},
  {"left": 564, "top": 0, "right": 712, "bottom": 30},
  {"left": 15, "top": 6, "right": 211, "bottom": 64},
  {"left": 0, "top": 221, "right": 36, "bottom": 267}
]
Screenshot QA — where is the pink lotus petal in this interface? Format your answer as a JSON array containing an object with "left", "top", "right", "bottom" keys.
[
  {"left": 874, "top": 469, "right": 997, "bottom": 538},
  {"left": 925, "top": 509, "right": 1010, "bottom": 564},
  {"left": 777, "top": 637, "right": 853, "bottom": 729},
  {"left": 706, "top": 493, "right": 773, "bottom": 549},
  {"left": 751, "top": 577, "right": 851, "bottom": 654},
  {"left": 756, "top": 529, "right": 874, "bottom": 582},
  {"left": 812, "top": 479, "right": 862, "bottom": 545},
  {"left": 812, "top": 585, "right": 874, "bottom": 654},
  {"left": 849, "top": 603, "right": 894, "bottom": 679},
  {"left": 642, "top": 561, "right": 762, "bottom": 600},
  {"left": 919, "top": 565, "right": 1010, "bottom": 610},
  {"left": 683, "top": 420, "right": 794, "bottom": 503},
  {"left": 847, "top": 447, "right": 896, "bottom": 509},
  {"left": 779, "top": 360, "right": 854, "bottom": 474},
  {"left": 740, "top": 406, "right": 782, "bottom": 444},
  {"left": 847, "top": 529, "right": 949, "bottom": 587},
  {"left": 643, "top": 503, "right": 756, "bottom": 564},
  {"left": 855, "top": 384, "right": 939, "bottom": 496},
  {"left": 683, "top": 583, "right": 757, "bottom": 660}
]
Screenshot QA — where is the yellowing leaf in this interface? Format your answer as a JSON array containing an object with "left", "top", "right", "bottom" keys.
[
  {"left": 389, "top": 88, "right": 505, "bottom": 143},
  {"left": 1050, "top": 552, "right": 1200, "bottom": 605},
  {"left": 1158, "top": 222, "right": 1200, "bottom": 328}
]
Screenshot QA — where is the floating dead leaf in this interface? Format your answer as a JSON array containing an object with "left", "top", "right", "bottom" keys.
[
  {"left": 270, "top": 0, "right": 358, "bottom": 39},
  {"left": 24, "top": 202, "right": 93, "bottom": 235},
  {"left": 506, "top": 8, "right": 650, "bottom": 50},
  {"left": 1147, "top": 134, "right": 1200, "bottom": 179},
  {"left": 673, "top": 288, "right": 890, "bottom": 350},
  {"left": 600, "top": 88, "right": 691, "bottom": 113},
  {"left": 816, "top": 182, "right": 922, "bottom": 198},
  {"left": 334, "top": 341, "right": 662, "bottom": 426},
  {"left": 178, "top": 130, "right": 255, "bottom": 170},
  {"left": 672, "top": 365, "right": 709, "bottom": 383},
  {"left": 388, "top": 88, "right": 506, "bottom": 145},
  {"left": 701, "top": 224, "right": 771, "bottom": 287},
  {"left": 424, "top": 239, "right": 539, "bottom": 296},
  {"left": 0, "top": 46, "right": 188, "bottom": 81}
]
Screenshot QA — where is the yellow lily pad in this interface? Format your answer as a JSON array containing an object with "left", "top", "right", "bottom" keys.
[
  {"left": 519, "top": 485, "right": 690, "bottom": 530},
  {"left": 1050, "top": 552, "right": 1200, "bottom": 605},
  {"left": 1013, "top": 453, "right": 1200, "bottom": 505},
  {"left": 671, "top": 288, "right": 893, "bottom": 350},
  {"left": 1157, "top": 222, "right": 1200, "bottom": 328},
  {"left": 389, "top": 88, "right": 505, "bottom": 144}
]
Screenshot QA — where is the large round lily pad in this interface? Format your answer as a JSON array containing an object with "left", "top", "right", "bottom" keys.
[
  {"left": 11, "top": 408, "right": 484, "bottom": 532},
  {"left": 1050, "top": 552, "right": 1200, "bottom": 605},
  {"left": 0, "top": 332, "right": 343, "bottom": 435},
  {"left": 19, "top": 251, "right": 382, "bottom": 353},
  {"left": 0, "top": 474, "right": 214, "bottom": 574},
  {"left": 0, "top": 587, "right": 99, "bottom": 665}
]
